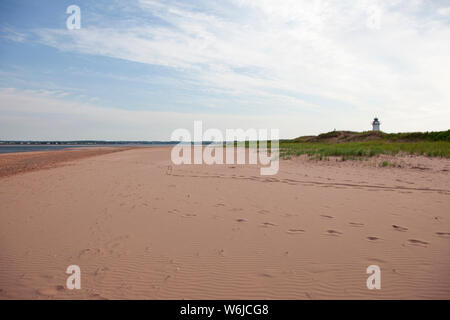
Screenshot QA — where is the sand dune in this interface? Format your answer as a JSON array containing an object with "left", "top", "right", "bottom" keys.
[{"left": 0, "top": 147, "right": 449, "bottom": 299}]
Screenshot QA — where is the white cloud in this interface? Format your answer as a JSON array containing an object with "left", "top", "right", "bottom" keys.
[
  {"left": 0, "top": 88, "right": 315, "bottom": 140},
  {"left": 1, "top": 27, "right": 27, "bottom": 42},
  {"left": 437, "top": 7, "right": 450, "bottom": 16},
  {"left": 1, "top": 88, "right": 448, "bottom": 140},
  {"left": 3, "top": 0, "right": 450, "bottom": 137}
]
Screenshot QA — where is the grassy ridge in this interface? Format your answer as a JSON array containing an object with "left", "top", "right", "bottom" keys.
[
  {"left": 380, "top": 130, "right": 450, "bottom": 141},
  {"left": 281, "top": 129, "right": 450, "bottom": 160},
  {"left": 230, "top": 130, "right": 450, "bottom": 159},
  {"left": 293, "top": 129, "right": 450, "bottom": 143}
]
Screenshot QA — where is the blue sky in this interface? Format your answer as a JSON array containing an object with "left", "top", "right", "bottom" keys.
[{"left": 1, "top": 0, "right": 449, "bottom": 140}]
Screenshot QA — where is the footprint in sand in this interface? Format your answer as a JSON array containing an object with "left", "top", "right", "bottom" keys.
[
  {"left": 235, "top": 218, "right": 247, "bottom": 223},
  {"left": 36, "top": 285, "right": 65, "bottom": 297},
  {"left": 326, "top": 229, "right": 342, "bottom": 236},
  {"left": 261, "top": 222, "right": 277, "bottom": 227},
  {"left": 258, "top": 273, "right": 274, "bottom": 278},
  {"left": 284, "top": 213, "right": 298, "bottom": 218},
  {"left": 105, "top": 235, "right": 130, "bottom": 251},
  {"left": 408, "top": 239, "right": 429, "bottom": 246},
  {"left": 79, "top": 248, "right": 103, "bottom": 259},
  {"left": 89, "top": 293, "right": 109, "bottom": 300},
  {"left": 286, "top": 229, "right": 305, "bottom": 234},
  {"left": 435, "top": 232, "right": 450, "bottom": 239},
  {"left": 349, "top": 222, "right": 364, "bottom": 227},
  {"left": 392, "top": 225, "right": 408, "bottom": 232},
  {"left": 94, "top": 266, "right": 110, "bottom": 277},
  {"left": 368, "top": 258, "right": 386, "bottom": 263},
  {"left": 367, "top": 236, "right": 381, "bottom": 241},
  {"left": 181, "top": 213, "right": 197, "bottom": 218},
  {"left": 320, "top": 215, "right": 334, "bottom": 219}
]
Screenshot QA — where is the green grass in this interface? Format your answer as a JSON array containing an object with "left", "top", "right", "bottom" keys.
[
  {"left": 226, "top": 130, "right": 450, "bottom": 160},
  {"left": 293, "top": 129, "right": 450, "bottom": 143},
  {"left": 379, "top": 130, "right": 450, "bottom": 142},
  {"left": 279, "top": 140, "right": 450, "bottom": 160}
]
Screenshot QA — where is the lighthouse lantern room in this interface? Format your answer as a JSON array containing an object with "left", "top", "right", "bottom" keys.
[{"left": 372, "top": 117, "right": 381, "bottom": 131}]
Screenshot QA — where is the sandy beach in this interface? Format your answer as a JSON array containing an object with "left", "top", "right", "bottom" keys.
[{"left": 0, "top": 147, "right": 449, "bottom": 299}]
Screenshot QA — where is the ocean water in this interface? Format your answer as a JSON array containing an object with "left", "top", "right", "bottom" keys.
[
  {"left": 0, "top": 145, "right": 88, "bottom": 154},
  {"left": 0, "top": 143, "right": 179, "bottom": 154}
]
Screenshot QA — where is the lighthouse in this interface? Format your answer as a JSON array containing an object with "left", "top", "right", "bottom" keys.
[{"left": 372, "top": 117, "right": 380, "bottom": 131}]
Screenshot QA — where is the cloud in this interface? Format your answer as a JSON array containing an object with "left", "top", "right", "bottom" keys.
[
  {"left": 2, "top": 0, "right": 450, "bottom": 137},
  {"left": 0, "top": 88, "right": 319, "bottom": 140},
  {"left": 1, "top": 26, "right": 27, "bottom": 42},
  {"left": 437, "top": 7, "right": 450, "bottom": 16},
  {"left": 36, "top": 1, "right": 450, "bottom": 105},
  {"left": 1, "top": 88, "right": 448, "bottom": 140}
]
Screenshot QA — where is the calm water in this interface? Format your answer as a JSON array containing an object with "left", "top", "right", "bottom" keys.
[{"left": 0, "top": 145, "right": 92, "bottom": 154}]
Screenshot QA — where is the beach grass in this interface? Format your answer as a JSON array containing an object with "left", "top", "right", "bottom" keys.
[
  {"left": 229, "top": 130, "right": 450, "bottom": 160},
  {"left": 279, "top": 140, "right": 450, "bottom": 160}
]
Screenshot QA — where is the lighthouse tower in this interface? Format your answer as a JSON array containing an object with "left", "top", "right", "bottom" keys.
[{"left": 372, "top": 117, "right": 380, "bottom": 131}]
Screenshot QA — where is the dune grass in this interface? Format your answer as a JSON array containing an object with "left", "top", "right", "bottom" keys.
[
  {"left": 279, "top": 140, "right": 450, "bottom": 160},
  {"left": 230, "top": 130, "right": 450, "bottom": 160}
]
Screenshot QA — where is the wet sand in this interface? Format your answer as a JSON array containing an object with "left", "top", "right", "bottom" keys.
[
  {"left": 0, "top": 147, "right": 449, "bottom": 299},
  {"left": 0, "top": 147, "right": 132, "bottom": 179}
]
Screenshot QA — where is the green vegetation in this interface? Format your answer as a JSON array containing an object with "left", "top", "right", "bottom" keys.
[
  {"left": 228, "top": 130, "right": 450, "bottom": 160},
  {"left": 380, "top": 130, "right": 450, "bottom": 142},
  {"left": 279, "top": 130, "right": 450, "bottom": 160},
  {"left": 292, "top": 129, "right": 450, "bottom": 143},
  {"left": 279, "top": 140, "right": 450, "bottom": 160}
]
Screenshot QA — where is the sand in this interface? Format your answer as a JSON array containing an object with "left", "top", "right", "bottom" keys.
[
  {"left": 0, "top": 147, "right": 132, "bottom": 178},
  {"left": 0, "top": 147, "right": 449, "bottom": 299}
]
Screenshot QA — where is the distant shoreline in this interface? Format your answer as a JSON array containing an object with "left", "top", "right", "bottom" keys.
[
  {"left": 0, "top": 144, "right": 176, "bottom": 154},
  {"left": 0, "top": 141, "right": 182, "bottom": 146}
]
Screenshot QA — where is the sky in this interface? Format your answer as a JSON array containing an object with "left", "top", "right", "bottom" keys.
[{"left": 0, "top": 0, "right": 449, "bottom": 140}]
